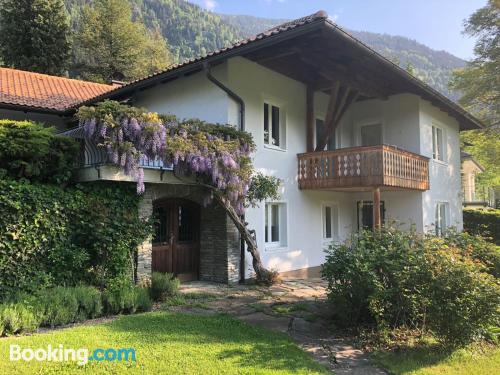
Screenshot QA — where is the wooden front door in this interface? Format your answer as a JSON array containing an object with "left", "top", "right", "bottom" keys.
[{"left": 152, "top": 199, "right": 200, "bottom": 281}]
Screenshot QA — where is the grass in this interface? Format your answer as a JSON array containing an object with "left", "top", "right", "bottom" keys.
[
  {"left": 0, "top": 311, "right": 327, "bottom": 374},
  {"left": 373, "top": 342, "right": 500, "bottom": 375}
]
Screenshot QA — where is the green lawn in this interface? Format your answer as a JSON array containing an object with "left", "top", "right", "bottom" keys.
[
  {"left": 0, "top": 311, "right": 327, "bottom": 374},
  {"left": 373, "top": 343, "right": 500, "bottom": 375}
]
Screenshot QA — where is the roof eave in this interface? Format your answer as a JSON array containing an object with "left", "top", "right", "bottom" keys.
[{"left": 0, "top": 102, "right": 70, "bottom": 116}]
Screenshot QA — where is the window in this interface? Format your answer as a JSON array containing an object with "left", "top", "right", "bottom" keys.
[
  {"left": 264, "top": 103, "right": 285, "bottom": 148},
  {"left": 360, "top": 123, "right": 382, "bottom": 146},
  {"left": 435, "top": 202, "right": 448, "bottom": 236},
  {"left": 432, "top": 125, "right": 444, "bottom": 161},
  {"left": 322, "top": 204, "right": 339, "bottom": 240},
  {"left": 315, "top": 119, "right": 336, "bottom": 151},
  {"left": 265, "top": 203, "right": 287, "bottom": 248},
  {"left": 357, "top": 201, "right": 385, "bottom": 230}
]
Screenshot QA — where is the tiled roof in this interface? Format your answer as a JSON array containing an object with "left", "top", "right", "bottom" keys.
[{"left": 0, "top": 67, "right": 113, "bottom": 112}]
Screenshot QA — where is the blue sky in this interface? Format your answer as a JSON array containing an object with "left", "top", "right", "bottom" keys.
[{"left": 190, "top": 0, "right": 487, "bottom": 60}]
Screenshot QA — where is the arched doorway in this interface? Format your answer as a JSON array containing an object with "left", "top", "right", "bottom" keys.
[{"left": 152, "top": 199, "right": 200, "bottom": 281}]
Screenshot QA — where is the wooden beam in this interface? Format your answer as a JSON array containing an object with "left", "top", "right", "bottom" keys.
[
  {"left": 306, "top": 85, "right": 314, "bottom": 152},
  {"left": 373, "top": 187, "right": 381, "bottom": 230}
]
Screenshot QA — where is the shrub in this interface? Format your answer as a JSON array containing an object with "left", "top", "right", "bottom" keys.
[
  {"left": 0, "top": 178, "right": 151, "bottom": 299},
  {"left": 150, "top": 272, "right": 180, "bottom": 302},
  {"left": 322, "top": 227, "right": 500, "bottom": 346},
  {"left": 134, "top": 287, "right": 153, "bottom": 312},
  {"left": 102, "top": 277, "right": 137, "bottom": 315},
  {"left": 73, "top": 286, "right": 103, "bottom": 320},
  {"left": 464, "top": 208, "right": 500, "bottom": 245},
  {"left": 37, "top": 287, "right": 80, "bottom": 327},
  {"left": 0, "top": 302, "right": 40, "bottom": 335},
  {"left": 0, "top": 119, "right": 79, "bottom": 184}
]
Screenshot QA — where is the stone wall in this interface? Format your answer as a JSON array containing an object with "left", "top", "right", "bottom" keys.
[{"left": 136, "top": 183, "right": 240, "bottom": 284}]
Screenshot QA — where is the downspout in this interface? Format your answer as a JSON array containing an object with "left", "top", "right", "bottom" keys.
[{"left": 203, "top": 62, "right": 247, "bottom": 284}]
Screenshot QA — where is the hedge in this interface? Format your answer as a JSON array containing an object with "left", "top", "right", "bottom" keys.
[
  {"left": 0, "top": 179, "right": 151, "bottom": 300},
  {"left": 0, "top": 119, "right": 79, "bottom": 184},
  {"left": 464, "top": 208, "right": 500, "bottom": 245}
]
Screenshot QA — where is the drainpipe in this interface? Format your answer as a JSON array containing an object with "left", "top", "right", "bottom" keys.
[{"left": 203, "top": 62, "right": 247, "bottom": 284}]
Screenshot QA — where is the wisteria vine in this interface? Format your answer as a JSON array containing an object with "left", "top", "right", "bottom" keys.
[{"left": 76, "top": 100, "right": 256, "bottom": 215}]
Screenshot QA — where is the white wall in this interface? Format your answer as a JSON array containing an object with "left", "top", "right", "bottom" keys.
[
  {"left": 133, "top": 64, "right": 230, "bottom": 124},
  {"left": 419, "top": 99, "right": 463, "bottom": 231},
  {"left": 0, "top": 108, "right": 68, "bottom": 130}
]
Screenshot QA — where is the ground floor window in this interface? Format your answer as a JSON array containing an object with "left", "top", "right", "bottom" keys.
[
  {"left": 435, "top": 202, "right": 448, "bottom": 236},
  {"left": 357, "top": 201, "right": 385, "bottom": 230},
  {"left": 322, "top": 204, "right": 339, "bottom": 240},
  {"left": 265, "top": 203, "right": 287, "bottom": 249}
]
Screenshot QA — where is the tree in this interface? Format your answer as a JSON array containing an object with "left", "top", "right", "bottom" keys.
[
  {"left": 450, "top": 0, "right": 500, "bottom": 125},
  {"left": 73, "top": 0, "right": 172, "bottom": 83},
  {"left": 76, "top": 101, "right": 281, "bottom": 284},
  {"left": 450, "top": 1, "right": 500, "bottom": 197},
  {"left": 0, "top": 0, "right": 70, "bottom": 75}
]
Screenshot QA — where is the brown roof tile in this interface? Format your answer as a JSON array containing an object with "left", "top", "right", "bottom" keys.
[{"left": 0, "top": 67, "right": 113, "bottom": 111}]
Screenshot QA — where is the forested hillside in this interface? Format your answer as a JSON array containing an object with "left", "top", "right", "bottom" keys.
[{"left": 63, "top": 0, "right": 464, "bottom": 100}]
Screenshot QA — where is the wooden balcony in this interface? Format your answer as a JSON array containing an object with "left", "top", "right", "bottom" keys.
[{"left": 297, "top": 145, "right": 429, "bottom": 191}]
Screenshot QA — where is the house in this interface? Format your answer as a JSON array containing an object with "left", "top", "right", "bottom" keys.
[
  {"left": 0, "top": 11, "right": 483, "bottom": 284},
  {"left": 461, "top": 151, "right": 487, "bottom": 207}
]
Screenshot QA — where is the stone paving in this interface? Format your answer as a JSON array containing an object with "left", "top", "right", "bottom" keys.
[{"left": 170, "top": 279, "right": 386, "bottom": 374}]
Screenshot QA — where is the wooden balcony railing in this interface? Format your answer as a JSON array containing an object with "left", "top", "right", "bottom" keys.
[{"left": 297, "top": 145, "right": 429, "bottom": 191}]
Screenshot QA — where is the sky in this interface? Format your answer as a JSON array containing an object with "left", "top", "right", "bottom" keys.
[{"left": 189, "top": 0, "right": 487, "bottom": 60}]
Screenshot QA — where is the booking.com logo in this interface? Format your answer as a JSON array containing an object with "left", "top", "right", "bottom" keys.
[{"left": 10, "top": 344, "right": 136, "bottom": 366}]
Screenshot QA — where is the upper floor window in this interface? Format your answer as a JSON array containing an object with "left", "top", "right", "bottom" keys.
[
  {"left": 316, "top": 118, "right": 336, "bottom": 151},
  {"left": 265, "top": 202, "right": 287, "bottom": 249},
  {"left": 435, "top": 202, "right": 448, "bottom": 236},
  {"left": 360, "top": 123, "right": 382, "bottom": 146},
  {"left": 322, "top": 204, "right": 339, "bottom": 240},
  {"left": 264, "top": 103, "right": 286, "bottom": 149},
  {"left": 432, "top": 125, "right": 444, "bottom": 161}
]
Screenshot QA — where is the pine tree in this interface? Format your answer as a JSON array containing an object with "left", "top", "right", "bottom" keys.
[
  {"left": 0, "top": 0, "right": 70, "bottom": 75},
  {"left": 73, "top": 0, "right": 172, "bottom": 83}
]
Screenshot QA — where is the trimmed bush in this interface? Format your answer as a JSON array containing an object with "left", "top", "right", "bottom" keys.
[
  {"left": 0, "top": 178, "right": 151, "bottom": 299},
  {"left": 464, "top": 208, "right": 500, "bottom": 245},
  {"left": 102, "top": 277, "right": 137, "bottom": 315},
  {"left": 150, "top": 272, "right": 180, "bottom": 302},
  {"left": 322, "top": 227, "right": 500, "bottom": 346},
  {"left": 0, "top": 119, "right": 79, "bottom": 184},
  {"left": 38, "top": 287, "right": 79, "bottom": 327},
  {"left": 73, "top": 286, "right": 103, "bottom": 320},
  {"left": 134, "top": 287, "right": 153, "bottom": 312},
  {"left": 0, "top": 302, "right": 40, "bottom": 335}
]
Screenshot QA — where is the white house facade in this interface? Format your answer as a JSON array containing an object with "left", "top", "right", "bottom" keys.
[{"left": 0, "top": 11, "right": 482, "bottom": 283}]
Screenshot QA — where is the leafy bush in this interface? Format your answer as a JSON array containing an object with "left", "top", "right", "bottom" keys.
[
  {"left": 150, "top": 272, "right": 180, "bottom": 302},
  {"left": 73, "top": 286, "right": 103, "bottom": 320},
  {"left": 322, "top": 227, "right": 500, "bottom": 346},
  {"left": 134, "top": 287, "right": 153, "bottom": 312},
  {"left": 0, "top": 178, "right": 151, "bottom": 299},
  {"left": 38, "top": 287, "right": 80, "bottom": 327},
  {"left": 102, "top": 277, "right": 138, "bottom": 315},
  {"left": 0, "top": 302, "right": 40, "bottom": 335},
  {"left": 464, "top": 208, "right": 500, "bottom": 245},
  {"left": 0, "top": 119, "right": 79, "bottom": 184}
]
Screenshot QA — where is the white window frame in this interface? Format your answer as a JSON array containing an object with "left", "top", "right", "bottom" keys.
[
  {"left": 263, "top": 97, "right": 287, "bottom": 151},
  {"left": 432, "top": 123, "right": 446, "bottom": 162},
  {"left": 315, "top": 115, "right": 337, "bottom": 151},
  {"left": 264, "top": 202, "right": 288, "bottom": 251},
  {"left": 435, "top": 202, "right": 448, "bottom": 236},
  {"left": 354, "top": 118, "right": 384, "bottom": 147},
  {"left": 322, "top": 203, "right": 339, "bottom": 242}
]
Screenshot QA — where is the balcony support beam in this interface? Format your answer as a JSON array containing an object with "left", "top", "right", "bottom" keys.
[{"left": 373, "top": 187, "right": 381, "bottom": 230}]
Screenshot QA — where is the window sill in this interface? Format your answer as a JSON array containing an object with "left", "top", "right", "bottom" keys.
[
  {"left": 432, "top": 159, "right": 448, "bottom": 167},
  {"left": 264, "top": 144, "right": 287, "bottom": 152},
  {"left": 264, "top": 245, "right": 288, "bottom": 253}
]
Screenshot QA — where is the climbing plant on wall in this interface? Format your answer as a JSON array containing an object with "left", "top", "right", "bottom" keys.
[{"left": 76, "top": 100, "right": 280, "bottom": 283}]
